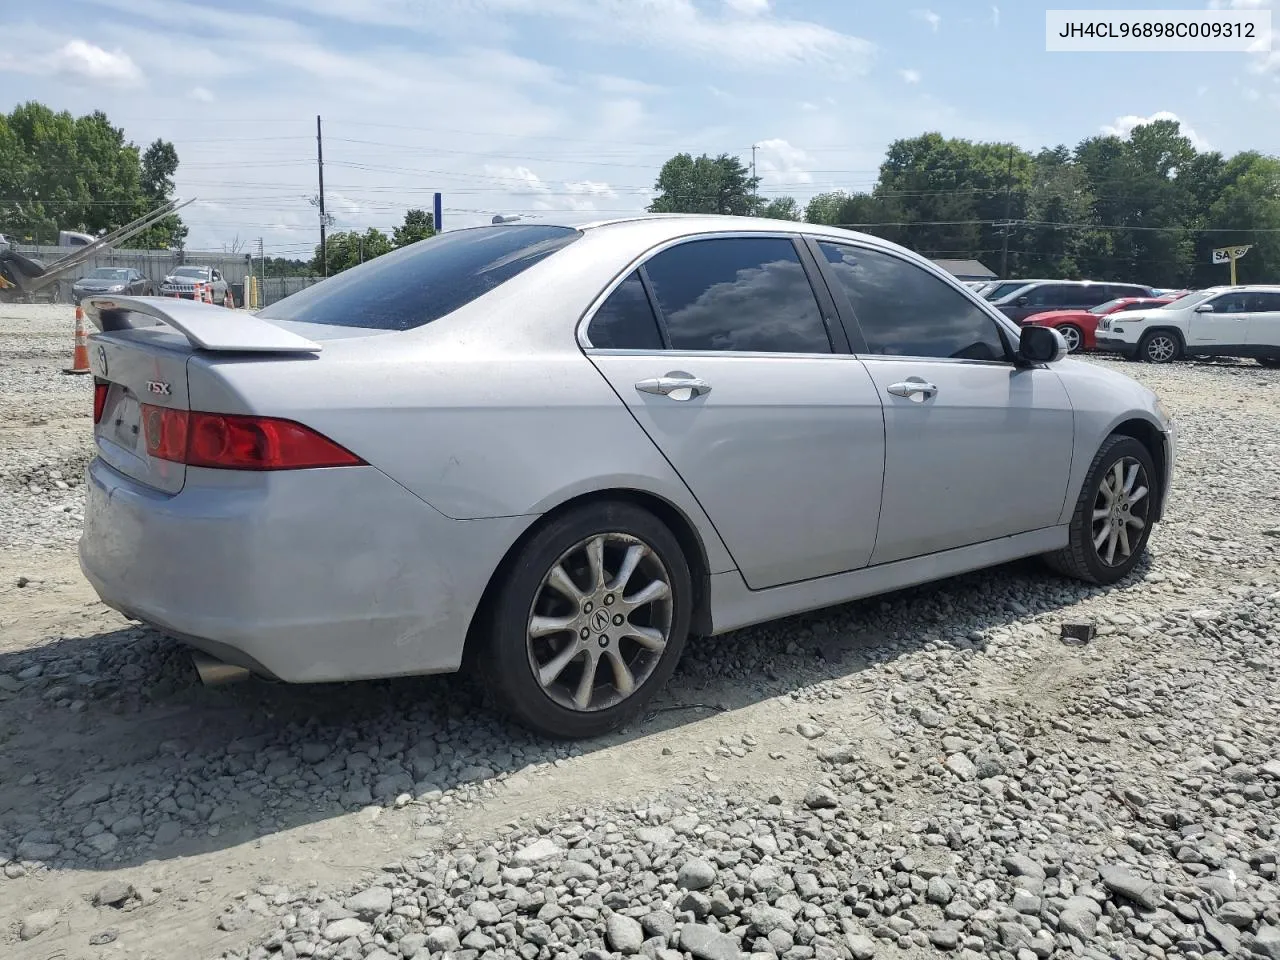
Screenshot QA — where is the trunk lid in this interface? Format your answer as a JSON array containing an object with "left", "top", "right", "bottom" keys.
[{"left": 82, "top": 296, "right": 324, "bottom": 495}]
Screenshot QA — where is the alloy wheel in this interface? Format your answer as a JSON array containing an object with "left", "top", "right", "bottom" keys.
[
  {"left": 526, "top": 532, "right": 673, "bottom": 713},
  {"left": 1145, "top": 335, "right": 1176, "bottom": 363},
  {"left": 1059, "top": 325, "right": 1082, "bottom": 352},
  {"left": 1091, "top": 456, "right": 1150, "bottom": 567}
]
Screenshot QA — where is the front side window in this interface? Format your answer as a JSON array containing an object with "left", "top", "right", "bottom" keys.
[
  {"left": 642, "top": 237, "right": 832, "bottom": 353},
  {"left": 587, "top": 270, "right": 664, "bottom": 350},
  {"left": 817, "top": 242, "right": 1008, "bottom": 362},
  {"left": 1210, "top": 293, "right": 1253, "bottom": 313}
]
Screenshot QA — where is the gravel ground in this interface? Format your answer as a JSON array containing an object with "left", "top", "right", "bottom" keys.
[{"left": 0, "top": 304, "right": 1278, "bottom": 960}]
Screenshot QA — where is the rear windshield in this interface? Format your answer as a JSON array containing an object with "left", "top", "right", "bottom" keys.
[{"left": 258, "top": 225, "right": 582, "bottom": 331}]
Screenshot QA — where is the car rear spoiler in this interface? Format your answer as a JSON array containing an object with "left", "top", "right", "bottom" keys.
[{"left": 81, "top": 295, "right": 322, "bottom": 354}]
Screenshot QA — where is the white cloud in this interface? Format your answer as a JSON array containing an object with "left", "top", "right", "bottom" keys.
[
  {"left": 912, "top": 8, "right": 941, "bottom": 32},
  {"left": 55, "top": 39, "right": 145, "bottom": 87},
  {"left": 899, "top": 68, "right": 922, "bottom": 84},
  {"left": 724, "top": 0, "right": 770, "bottom": 14},
  {"left": 991, "top": 5, "right": 1000, "bottom": 27},
  {"left": 1102, "top": 111, "right": 1210, "bottom": 150},
  {"left": 0, "top": 36, "right": 147, "bottom": 87},
  {"left": 189, "top": 85, "right": 214, "bottom": 102},
  {"left": 753, "top": 138, "right": 814, "bottom": 186},
  {"left": 271, "top": 0, "right": 875, "bottom": 74},
  {"left": 563, "top": 180, "right": 618, "bottom": 211}
]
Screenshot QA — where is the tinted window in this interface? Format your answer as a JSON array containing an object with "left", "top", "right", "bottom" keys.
[
  {"left": 818, "top": 242, "right": 1008, "bottom": 361},
  {"left": 1108, "top": 284, "right": 1151, "bottom": 299},
  {"left": 258, "top": 225, "right": 581, "bottom": 331},
  {"left": 1211, "top": 293, "right": 1253, "bottom": 313},
  {"left": 1252, "top": 292, "right": 1280, "bottom": 312},
  {"left": 987, "top": 281, "right": 1031, "bottom": 300},
  {"left": 1076, "top": 286, "right": 1115, "bottom": 307},
  {"left": 1022, "top": 284, "right": 1073, "bottom": 307},
  {"left": 587, "top": 271, "right": 664, "bottom": 350},
  {"left": 642, "top": 237, "right": 831, "bottom": 353}
]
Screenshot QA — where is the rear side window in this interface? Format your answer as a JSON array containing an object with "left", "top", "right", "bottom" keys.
[
  {"left": 642, "top": 237, "right": 832, "bottom": 353},
  {"left": 258, "top": 225, "right": 581, "bottom": 331},
  {"left": 587, "top": 271, "right": 664, "bottom": 350},
  {"left": 1252, "top": 292, "right": 1280, "bottom": 312}
]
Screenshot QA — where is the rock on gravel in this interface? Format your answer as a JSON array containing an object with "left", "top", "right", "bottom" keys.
[
  {"left": 678, "top": 857, "right": 718, "bottom": 890},
  {"left": 606, "top": 913, "right": 645, "bottom": 954},
  {"left": 20, "top": 909, "right": 59, "bottom": 940},
  {"left": 344, "top": 885, "right": 391, "bottom": 920},
  {"left": 679, "top": 923, "right": 741, "bottom": 960}
]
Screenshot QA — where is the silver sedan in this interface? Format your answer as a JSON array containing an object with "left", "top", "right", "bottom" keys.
[{"left": 78, "top": 215, "right": 1175, "bottom": 739}]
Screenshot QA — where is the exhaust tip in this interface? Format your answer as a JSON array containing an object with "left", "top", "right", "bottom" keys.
[{"left": 190, "top": 651, "right": 251, "bottom": 686}]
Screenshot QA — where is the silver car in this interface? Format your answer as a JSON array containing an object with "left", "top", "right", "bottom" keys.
[{"left": 79, "top": 215, "right": 1176, "bottom": 739}]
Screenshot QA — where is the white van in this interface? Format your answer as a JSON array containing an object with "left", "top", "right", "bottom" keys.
[{"left": 1095, "top": 285, "right": 1280, "bottom": 367}]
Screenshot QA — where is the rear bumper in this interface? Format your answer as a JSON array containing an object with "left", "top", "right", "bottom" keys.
[
  {"left": 1095, "top": 335, "right": 1137, "bottom": 357},
  {"left": 79, "top": 457, "right": 533, "bottom": 683}
]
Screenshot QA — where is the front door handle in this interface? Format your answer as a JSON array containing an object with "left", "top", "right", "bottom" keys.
[
  {"left": 886, "top": 378, "right": 938, "bottom": 402},
  {"left": 635, "top": 372, "right": 712, "bottom": 401}
]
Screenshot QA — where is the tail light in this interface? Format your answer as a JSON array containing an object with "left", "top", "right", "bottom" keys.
[
  {"left": 93, "top": 381, "right": 108, "bottom": 423},
  {"left": 141, "top": 405, "right": 364, "bottom": 470}
]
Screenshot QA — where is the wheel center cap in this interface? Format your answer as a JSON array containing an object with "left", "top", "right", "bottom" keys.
[{"left": 590, "top": 609, "right": 611, "bottom": 633}]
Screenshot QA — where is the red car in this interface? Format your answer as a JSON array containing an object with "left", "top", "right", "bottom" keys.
[{"left": 1022, "top": 295, "right": 1184, "bottom": 353}]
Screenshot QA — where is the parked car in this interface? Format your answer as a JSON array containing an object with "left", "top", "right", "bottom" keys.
[
  {"left": 72, "top": 267, "right": 152, "bottom": 304},
  {"left": 159, "top": 265, "right": 228, "bottom": 302},
  {"left": 1021, "top": 296, "right": 1178, "bottom": 353},
  {"left": 77, "top": 216, "right": 1176, "bottom": 739},
  {"left": 993, "top": 281, "right": 1159, "bottom": 324},
  {"left": 1096, "top": 285, "right": 1280, "bottom": 366}
]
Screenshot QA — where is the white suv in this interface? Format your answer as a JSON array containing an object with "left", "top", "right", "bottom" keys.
[{"left": 1095, "top": 285, "right": 1280, "bottom": 367}]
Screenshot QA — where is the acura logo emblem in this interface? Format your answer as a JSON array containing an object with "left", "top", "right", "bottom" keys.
[{"left": 591, "top": 609, "right": 610, "bottom": 633}]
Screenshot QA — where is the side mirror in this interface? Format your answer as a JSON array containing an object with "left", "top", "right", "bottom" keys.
[
  {"left": 1194, "top": 303, "right": 1214, "bottom": 313},
  {"left": 1015, "top": 296, "right": 1029, "bottom": 306},
  {"left": 1018, "top": 324, "right": 1066, "bottom": 365}
]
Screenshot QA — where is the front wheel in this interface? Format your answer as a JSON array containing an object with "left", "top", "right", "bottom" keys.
[
  {"left": 1057, "top": 324, "right": 1083, "bottom": 353},
  {"left": 481, "top": 501, "right": 692, "bottom": 739},
  {"left": 1044, "top": 434, "right": 1157, "bottom": 585},
  {"left": 1139, "top": 331, "right": 1180, "bottom": 364}
]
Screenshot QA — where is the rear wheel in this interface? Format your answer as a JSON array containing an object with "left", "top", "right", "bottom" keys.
[
  {"left": 1057, "top": 324, "right": 1083, "bottom": 353},
  {"left": 481, "top": 501, "right": 691, "bottom": 739},
  {"left": 1044, "top": 434, "right": 1157, "bottom": 585},
  {"left": 1139, "top": 331, "right": 1180, "bottom": 364}
]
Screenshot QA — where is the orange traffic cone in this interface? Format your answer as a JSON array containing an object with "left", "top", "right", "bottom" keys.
[
  {"left": 64, "top": 305, "right": 91, "bottom": 375},
  {"left": 204, "top": 282, "right": 214, "bottom": 304}
]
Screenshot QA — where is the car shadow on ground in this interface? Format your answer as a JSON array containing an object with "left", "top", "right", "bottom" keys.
[{"left": 0, "top": 553, "right": 1148, "bottom": 874}]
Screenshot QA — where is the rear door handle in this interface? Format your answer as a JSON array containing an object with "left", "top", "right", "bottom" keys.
[
  {"left": 635, "top": 373, "right": 712, "bottom": 401},
  {"left": 886, "top": 378, "right": 938, "bottom": 402}
]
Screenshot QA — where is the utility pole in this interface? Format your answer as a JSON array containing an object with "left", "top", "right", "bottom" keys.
[
  {"left": 256, "top": 237, "right": 264, "bottom": 309},
  {"left": 999, "top": 144, "right": 1013, "bottom": 280},
  {"left": 316, "top": 114, "right": 327, "bottom": 277}
]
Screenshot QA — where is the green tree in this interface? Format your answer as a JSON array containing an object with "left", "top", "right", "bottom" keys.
[
  {"left": 647, "top": 153, "right": 760, "bottom": 215},
  {"left": 312, "top": 227, "right": 393, "bottom": 275},
  {"left": 0, "top": 101, "right": 186, "bottom": 248},
  {"left": 804, "top": 191, "right": 851, "bottom": 225},
  {"left": 758, "top": 196, "right": 800, "bottom": 221},
  {"left": 392, "top": 208, "right": 435, "bottom": 247}
]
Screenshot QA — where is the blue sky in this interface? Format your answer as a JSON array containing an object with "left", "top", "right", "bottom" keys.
[{"left": 0, "top": 0, "right": 1274, "bottom": 257}]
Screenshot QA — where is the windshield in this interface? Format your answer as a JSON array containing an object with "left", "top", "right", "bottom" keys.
[
  {"left": 1160, "top": 289, "right": 1214, "bottom": 309},
  {"left": 173, "top": 266, "right": 208, "bottom": 278},
  {"left": 1089, "top": 298, "right": 1130, "bottom": 314},
  {"left": 985, "top": 281, "right": 1032, "bottom": 301},
  {"left": 88, "top": 268, "right": 129, "bottom": 280},
  {"left": 258, "top": 225, "right": 582, "bottom": 331}
]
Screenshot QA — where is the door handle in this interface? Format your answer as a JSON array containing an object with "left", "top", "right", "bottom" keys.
[
  {"left": 635, "top": 373, "right": 711, "bottom": 401},
  {"left": 886, "top": 378, "right": 938, "bottom": 402}
]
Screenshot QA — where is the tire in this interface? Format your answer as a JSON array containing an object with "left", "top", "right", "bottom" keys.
[
  {"left": 1138, "top": 330, "right": 1181, "bottom": 364},
  {"left": 1044, "top": 434, "right": 1158, "bottom": 585},
  {"left": 1057, "top": 324, "right": 1084, "bottom": 353},
  {"left": 480, "top": 501, "right": 692, "bottom": 739}
]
